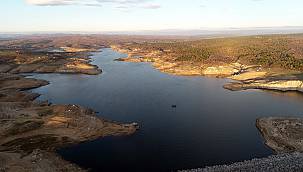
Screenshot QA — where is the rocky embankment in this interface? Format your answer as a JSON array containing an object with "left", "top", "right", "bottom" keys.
[
  {"left": 180, "top": 153, "right": 303, "bottom": 172},
  {"left": 256, "top": 117, "right": 303, "bottom": 153},
  {"left": 113, "top": 45, "right": 303, "bottom": 171},
  {"left": 224, "top": 79, "right": 303, "bottom": 93},
  {"left": 113, "top": 46, "right": 244, "bottom": 77},
  {"left": 0, "top": 73, "right": 138, "bottom": 172},
  {"left": 0, "top": 50, "right": 101, "bottom": 75},
  {"left": 0, "top": 48, "right": 138, "bottom": 172},
  {"left": 112, "top": 45, "right": 303, "bottom": 94},
  {"left": 0, "top": 57, "right": 101, "bottom": 75},
  {"left": 179, "top": 117, "right": 303, "bottom": 172}
]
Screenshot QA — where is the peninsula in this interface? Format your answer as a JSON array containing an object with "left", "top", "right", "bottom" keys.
[{"left": 0, "top": 38, "right": 138, "bottom": 171}]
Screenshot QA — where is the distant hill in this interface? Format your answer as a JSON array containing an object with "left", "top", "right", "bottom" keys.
[{"left": 1, "top": 26, "right": 303, "bottom": 38}]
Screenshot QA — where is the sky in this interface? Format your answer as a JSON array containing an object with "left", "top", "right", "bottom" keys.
[{"left": 0, "top": 0, "right": 303, "bottom": 32}]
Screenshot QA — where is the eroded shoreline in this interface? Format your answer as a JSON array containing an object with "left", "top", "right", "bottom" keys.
[
  {"left": 112, "top": 45, "right": 303, "bottom": 94},
  {"left": 0, "top": 49, "right": 138, "bottom": 172},
  {"left": 1, "top": 42, "right": 303, "bottom": 171},
  {"left": 181, "top": 116, "right": 303, "bottom": 171},
  {"left": 112, "top": 45, "right": 303, "bottom": 171}
]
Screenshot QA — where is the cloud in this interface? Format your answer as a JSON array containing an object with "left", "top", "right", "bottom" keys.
[
  {"left": 141, "top": 4, "right": 160, "bottom": 9},
  {"left": 26, "top": 0, "right": 77, "bottom": 6},
  {"left": 25, "top": 0, "right": 160, "bottom": 9}
]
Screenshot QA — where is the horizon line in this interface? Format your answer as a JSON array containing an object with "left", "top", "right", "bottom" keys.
[
  {"left": 1, "top": 26, "right": 303, "bottom": 34},
  {"left": 1, "top": 26, "right": 303, "bottom": 38}
]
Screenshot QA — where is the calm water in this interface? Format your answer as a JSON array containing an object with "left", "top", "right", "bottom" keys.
[{"left": 31, "top": 48, "right": 303, "bottom": 172}]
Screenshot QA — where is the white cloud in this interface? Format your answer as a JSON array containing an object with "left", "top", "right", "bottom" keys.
[
  {"left": 25, "top": 0, "right": 160, "bottom": 9},
  {"left": 141, "top": 4, "right": 161, "bottom": 9},
  {"left": 26, "top": 0, "right": 77, "bottom": 6}
]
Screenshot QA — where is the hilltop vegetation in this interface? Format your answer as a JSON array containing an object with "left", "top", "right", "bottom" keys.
[
  {"left": 0, "top": 34, "right": 185, "bottom": 51},
  {"left": 1, "top": 34, "right": 303, "bottom": 71},
  {"left": 121, "top": 34, "right": 303, "bottom": 71}
]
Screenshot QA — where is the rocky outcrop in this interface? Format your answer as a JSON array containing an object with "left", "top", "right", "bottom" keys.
[
  {"left": 153, "top": 60, "right": 203, "bottom": 76},
  {"left": 229, "top": 71, "right": 267, "bottom": 81},
  {"left": 6, "top": 59, "right": 101, "bottom": 75},
  {"left": 256, "top": 117, "right": 303, "bottom": 153},
  {"left": 113, "top": 46, "right": 271, "bottom": 78},
  {"left": 115, "top": 57, "right": 150, "bottom": 63},
  {"left": 183, "top": 115, "right": 303, "bottom": 171},
  {"left": 224, "top": 79, "right": 303, "bottom": 92},
  {"left": 60, "top": 47, "right": 96, "bottom": 53},
  {"left": 113, "top": 45, "right": 303, "bottom": 95},
  {"left": 179, "top": 116, "right": 303, "bottom": 172},
  {"left": 202, "top": 63, "right": 242, "bottom": 77},
  {"left": 0, "top": 150, "right": 85, "bottom": 172},
  {"left": 116, "top": 56, "right": 203, "bottom": 76},
  {"left": 0, "top": 73, "right": 138, "bottom": 171},
  {"left": 0, "top": 50, "right": 102, "bottom": 75}
]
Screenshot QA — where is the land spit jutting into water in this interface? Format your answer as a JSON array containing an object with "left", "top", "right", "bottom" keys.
[
  {"left": 1, "top": 34, "right": 303, "bottom": 171},
  {"left": 0, "top": 48, "right": 138, "bottom": 172},
  {"left": 178, "top": 118, "right": 303, "bottom": 171},
  {"left": 112, "top": 44, "right": 303, "bottom": 94},
  {"left": 111, "top": 42, "right": 303, "bottom": 171}
]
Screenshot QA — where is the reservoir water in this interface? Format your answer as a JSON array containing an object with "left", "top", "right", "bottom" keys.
[{"left": 31, "top": 48, "right": 303, "bottom": 172}]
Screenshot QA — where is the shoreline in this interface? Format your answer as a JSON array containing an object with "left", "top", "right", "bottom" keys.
[
  {"left": 1, "top": 44, "right": 303, "bottom": 171},
  {"left": 111, "top": 45, "right": 303, "bottom": 94},
  {"left": 0, "top": 49, "right": 102, "bottom": 75},
  {"left": 179, "top": 152, "right": 303, "bottom": 172},
  {"left": 111, "top": 45, "right": 303, "bottom": 171},
  {"left": 180, "top": 117, "right": 303, "bottom": 171},
  {"left": 0, "top": 49, "right": 138, "bottom": 172}
]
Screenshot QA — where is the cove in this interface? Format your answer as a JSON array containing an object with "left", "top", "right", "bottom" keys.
[{"left": 30, "top": 48, "right": 303, "bottom": 172}]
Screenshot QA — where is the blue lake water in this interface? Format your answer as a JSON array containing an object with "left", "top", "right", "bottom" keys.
[{"left": 30, "top": 48, "right": 303, "bottom": 172}]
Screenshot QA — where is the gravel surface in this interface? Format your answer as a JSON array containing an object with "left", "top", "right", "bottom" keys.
[{"left": 179, "top": 153, "right": 303, "bottom": 172}]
